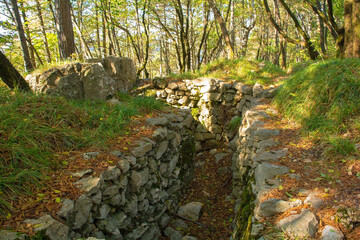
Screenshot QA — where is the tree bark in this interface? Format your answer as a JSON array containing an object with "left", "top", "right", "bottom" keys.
[
  {"left": 207, "top": 0, "right": 234, "bottom": 59},
  {"left": 0, "top": 51, "right": 31, "bottom": 91},
  {"left": 343, "top": 0, "right": 360, "bottom": 57},
  {"left": 10, "top": 0, "right": 34, "bottom": 72},
  {"left": 54, "top": 0, "right": 75, "bottom": 59}
]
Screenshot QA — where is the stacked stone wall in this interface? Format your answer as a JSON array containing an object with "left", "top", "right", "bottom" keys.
[{"left": 21, "top": 110, "right": 195, "bottom": 240}]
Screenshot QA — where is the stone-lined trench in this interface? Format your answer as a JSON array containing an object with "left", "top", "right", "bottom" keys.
[{"left": 8, "top": 77, "right": 280, "bottom": 240}]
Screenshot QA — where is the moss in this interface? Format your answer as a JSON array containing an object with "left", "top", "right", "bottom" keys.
[
  {"left": 232, "top": 169, "right": 256, "bottom": 240},
  {"left": 178, "top": 132, "right": 195, "bottom": 184}
]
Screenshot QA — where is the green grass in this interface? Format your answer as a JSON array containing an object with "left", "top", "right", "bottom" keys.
[
  {"left": 274, "top": 58, "right": 360, "bottom": 155},
  {"left": 170, "top": 58, "right": 284, "bottom": 86},
  {"left": 0, "top": 87, "right": 163, "bottom": 213}
]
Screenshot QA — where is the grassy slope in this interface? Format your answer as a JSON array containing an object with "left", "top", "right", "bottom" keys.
[
  {"left": 0, "top": 86, "right": 163, "bottom": 212},
  {"left": 170, "top": 58, "right": 284, "bottom": 85},
  {"left": 275, "top": 58, "right": 360, "bottom": 155}
]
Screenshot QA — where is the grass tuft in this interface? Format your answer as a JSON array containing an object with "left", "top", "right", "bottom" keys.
[
  {"left": 0, "top": 87, "right": 163, "bottom": 213},
  {"left": 274, "top": 58, "right": 360, "bottom": 155},
  {"left": 169, "top": 58, "right": 284, "bottom": 86}
]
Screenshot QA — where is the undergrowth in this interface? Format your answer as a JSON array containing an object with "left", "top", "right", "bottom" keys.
[
  {"left": 0, "top": 87, "right": 163, "bottom": 213},
  {"left": 274, "top": 58, "right": 360, "bottom": 155},
  {"left": 170, "top": 58, "right": 284, "bottom": 86}
]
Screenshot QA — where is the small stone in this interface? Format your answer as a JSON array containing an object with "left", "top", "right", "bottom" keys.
[
  {"left": 320, "top": 225, "right": 344, "bottom": 240},
  {"left": 182, "top": 236, "right": 198, "bottom": 240},
  {"left": 102, "top": 166, "right": 121, "bottom": 181},
  {"left": 251, "top": 223, "right": 264, "bottom": 236},
  {"left": 172, "top": 219, "right": 189, "bottom": 230},
  {"left": 72, "top": 169, "right": 92, "bottom": 178},
  {"left": 132, "top": 141, "right": 153, "bottom": 158},
  {"left": 178, "top": 202, "right": 203, "bottom": 221},
  {"left": 75, "top": 176, "right": 101, "bottom": 196},
  {"left": 110, "top": 150, "right": 122, "bottom": 157},
  {"left": 257, "top": 198, "right": 302, "bottom": 217},
  {"left": 24, "top": 214, "right": 69, "bottom": 240},
  {"left": 277, "top": 209, "right": 318, "bottom": 238},
  {"left": 164, "top": 227, "right": 182, "bottom": 240},
  {"left": 288, "top": 173, "right": 301, "bottom": 180},
  {"left": 83, "top": 152, "right": 100, "bottom": 160},
  {"left": 304, "top": 158, "right": 312, "bottom": 163},
  {"left": 118, "top": 160, "right": 130, "bottom": 173},
  {"left": 146, "top": 118, "right": 168, "bottom": 126},
  {"left": 304, "top": 193, "right": 323, "bottom": 209},
  {"left": 57, "top": 199, "right": 74, "bottom": 219},
  {"left": 73, "top": 195, "right": 93, "bottom": 229}
]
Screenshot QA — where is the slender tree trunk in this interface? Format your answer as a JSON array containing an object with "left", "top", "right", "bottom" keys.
[
  {"left": 54, "top": 0, "right": 75, "bottom": 59},
  {"left": 207, "top": 0, "right": 234, "bottom": 59},
  {"left": 35, "top": 0, "right": 51, "bottom": 62},
  {"left": 102, "top": 13, "right": 107, "bottom": 57},
  {"left": 10, "top": 0, "right": 33, "bottom": 72},
  {"left": 20, "top": 4, "right": 36, "bottom": 68},
  {"left": 95, "top": 4, "right": 102, "bottom": 58},
  {"left": 0, "top": 51, "right": 31, "bottom": 91}
]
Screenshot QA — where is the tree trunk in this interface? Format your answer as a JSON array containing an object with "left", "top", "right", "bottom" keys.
[
  {"left": 343, "top": 0, "right": 360, "bottom": 57},
  {"left": 54, "top": 0, "right": 75, "bottom": 59},
  {"left": 35, "top": 0, "right": 52, "bottom": 62},
  {"left": 10, "top": 0, "right": 33, "bottom": 72},
  {"left": 20, "top": 4, "right": 36, "bottom": 68},
  {"left": 0, "top": 51, "right": 31, "bottom": 91},
  {"left": 207, "top": 0, "right": 234, "bottom": 59}
]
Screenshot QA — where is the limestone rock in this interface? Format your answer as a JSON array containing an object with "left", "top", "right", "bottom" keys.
[
  {"left": 73, "top": 195, "right": 93, "bottom": 229},
  {"left": 304, "top": 193, "right": 323, "bottom": 209},
  {"left": 253, "top": 149, "right": 287, "bottom": 163},
  {"left": 75, "top": 176, "right": 101, "bottom": 195},
  {"left": 277, "top": 209, "right": 318, "bottom": 238},
  {"left": 255, "top": 163, "right": 289, "bottom": 192},
  {"left": 178, "top": 202, "right": 203, "bottom": 221},
  {"left": 83, "top": 152, "right": 100, "bottom": 160},
  {"left": 102, "top": 56, "right": 136, "bottom": 91},
  {"left": 256, "top": 198, "right": 302, "bottom": 217},
  {"left": 82, "top": 64, "right": 116, "bottom": 100},
  {"left": 320, "top": 225, "right": 344, "bottom": 240},
  {"left": 57, "top": 199, "right": 74, "bottom": 219},
  {"left": 102, "top": 166, "right": 121, "bottom": 181},
  {"left": 132, "top": 141, "right": 153, "bottom": 158},
  {"left": 0, "top": 230, "right": 25, "bottom": 240},
  {"left": 24, "top": 214, "right": 69, "bottom": 240},
  {"left": 146, "top": 118, "right": 168, "bottom": 126},
  {"left": 164, "top": 227, "right": 183, "bottom": 240}
]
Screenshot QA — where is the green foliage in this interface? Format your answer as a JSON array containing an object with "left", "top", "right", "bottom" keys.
[
  {"left": 170, "top": 58, "right": 284, "bottom": 86},
  {"left": 229, "top": 116, "right": 243, "bottom": 131},
  {"left": 275, "top": 58, "right": 360, "bottom": 154},
  {"left": 0, "top": 87, "right": 163, "bottom": 212},
  {"left": 326, "top": 137, "right": 356, "bottom": 156}
]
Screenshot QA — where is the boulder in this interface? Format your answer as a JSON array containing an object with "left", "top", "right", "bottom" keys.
[
  {"left": 81, "top": 64, "right": 116, "bottom": 100},
  {"left": 320, "top": 225, "right": 344, "bottom": 240},
  {"left": 102, "top": 56, "right": 136, "bottom": 91}
]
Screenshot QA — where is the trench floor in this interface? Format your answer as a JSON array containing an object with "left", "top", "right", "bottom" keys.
[{"left": 167, "top": 148, "right": 234, "bottom": 240}]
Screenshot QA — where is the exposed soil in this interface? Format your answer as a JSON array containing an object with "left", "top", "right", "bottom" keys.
[{"left": 174, "top": 149, "right": 233, "bottom": 240}]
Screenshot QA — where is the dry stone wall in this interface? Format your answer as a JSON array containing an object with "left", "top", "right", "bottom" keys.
[
  {"left": 19, "top": 110, "right": 195, "bottom": 240},
  {"left": 229, "top": 98, "right": 341, "bottom": 239},
  {"left": 151, "top": 78, "right": 276, "bottom": 151}
]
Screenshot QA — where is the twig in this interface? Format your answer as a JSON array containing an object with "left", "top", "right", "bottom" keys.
[{"left": 173, "top": 213, "right": 209, "bottom": 229}]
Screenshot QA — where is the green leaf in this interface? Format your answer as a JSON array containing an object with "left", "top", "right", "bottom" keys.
[{"left": 55, "top": 197, "right": 61, "bottom": 203}]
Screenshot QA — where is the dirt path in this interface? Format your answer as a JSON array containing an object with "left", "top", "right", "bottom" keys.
[{"left": 170, "top": 148, "right": 234, "bottom": 240}]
